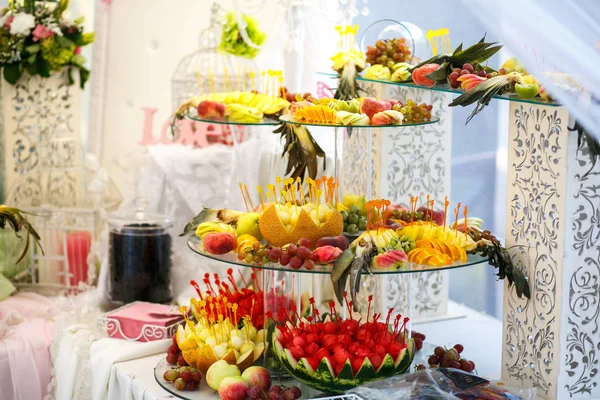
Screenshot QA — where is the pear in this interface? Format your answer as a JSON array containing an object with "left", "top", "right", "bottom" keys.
[{"left": 236, "top": 212, "right": 263, "bottom": 241}]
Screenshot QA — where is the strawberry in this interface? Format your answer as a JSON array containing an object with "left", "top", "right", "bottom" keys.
[
  {"left": 334, "top": 362, "right": 346, "bottom": 377},
  {"left": 323, "top": 334, "right": 338, "bottom": 349},
  {"left": 323, "top": 321, "right": 338, "bottom": 334},
  {"left": 292, "top": 336, "right": 306, "bottom": 348},
  {"left": 351, "top": 357, "right": 365, "bottom": 375},
  {"left": 337, "top": 334, "right": 351, "bottom": 346},
  {"left": 306, "top": 343, "right": 319, "bottom": 356},
  {"left": 356, "top": 346, "right": 370, "bottom": 358},
  {"left": 316, "top": 348, "right": 330, "bottom": 360},
  {"left": 356, "top": 329, "right": 368, "bottom": 342},
  {"left": 334, "top": 349, "right": 350, "bottom": 364},
  {"left": 388, "top": 342, "right": 402, "bottom": 359},
  {"left": 369, "top": 354, "right": 383, "bottom": 370},
  {"left": 307, "top": 356, "right": 321, "bottom": 370},
  {"left": 290, "top": 346, "right": 305, "bottom": 360}
]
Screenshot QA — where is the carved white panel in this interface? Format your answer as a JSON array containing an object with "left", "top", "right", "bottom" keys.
[
  {"left": 341, "top": 81, "right": 453, "bottom": 321},
  {"left": 503, "top": 103, "right": 568, "bottom": 397},
  {"left": 558, "top": 120, "right": 600, "bottom": 398},
  {"left": 0, "top": 69, "right": 81, "bottom": 204}
]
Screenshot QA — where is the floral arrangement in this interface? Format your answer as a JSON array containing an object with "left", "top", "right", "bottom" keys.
[
  {"left": 219, "top": 10, "right": 265, "bottom": 59},
  {"left": 0, "top": 0, "right": 94, "bottom": 88}
]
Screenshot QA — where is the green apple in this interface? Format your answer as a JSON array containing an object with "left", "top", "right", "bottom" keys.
[
  {"left": 514, "top": 83, "right": 539, "bottom": 99},
  {"left": 236, "top": 212, "right": 263, "bottom": 240},
  {"left": 206, "top": 360, "right": 241, "bottom": 391}
]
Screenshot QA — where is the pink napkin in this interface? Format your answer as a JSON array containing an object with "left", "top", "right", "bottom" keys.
[{"left": 0, "top": 293, "right": 55, "bottom": 400}]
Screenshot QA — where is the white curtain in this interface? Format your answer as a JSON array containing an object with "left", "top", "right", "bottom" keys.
[{"left": 462, "top": 0, "right": 600, "bottom": 142}]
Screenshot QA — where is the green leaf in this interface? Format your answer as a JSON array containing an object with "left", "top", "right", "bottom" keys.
[
  {"left": 80, "top": 33, "right": 95, "bottom": 46},
  {"left": 55, "top": 0, "right": 70, "bottom": 16},
  {"left": 25, "top": 44, "right": 40, "bottom": 53},
  {"left": 425, "top": 61, "right": 449, "bottom": 82},
  {"left": 56, "top": 36, "right": 74, "bottom": 49},
  {"left": 36, "top": 57, "right": 50, "bottom": 77},
  {"left": 452, "top": 43, "right": 463, "bottom": 54},
  {"left": 27, "top": 53, "right": 36, "bottom": 64},
  {"left": 472, "top": 45, "right": 503, "bottom": 63},
  {"left": 79, "top": 66, "right": 90, "bottom": 89},
  {"left": 71, "top": 54, "right": 85, "bottom": 66},
  {"left": 67, "top": 67, "right": 74, "bottom": 85},
  {"left": 3, "top": 64, "right": 23, "bottom": 84},
  {"left": 25, "top": 61, "right": 36, "bottom": 76},
  {"left": 74, "top": 16, "right": 85, "bottom": 25}
]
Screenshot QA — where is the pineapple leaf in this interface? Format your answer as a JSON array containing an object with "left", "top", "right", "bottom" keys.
[{"left": 425, "top": 61, "right": 450, "bottom": 82}]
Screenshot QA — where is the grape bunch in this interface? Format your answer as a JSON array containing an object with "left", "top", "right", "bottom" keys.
[
  {"left": 166, "top": 335, "right": 188, "bottom": 367},
  {"left": 392, "top": 209, "right": 424, "bottom": 223},
  {"left": 341, "top": 205, "right": 367, "bottom": 234},
  {"left": 411, "top": 330, "right": 426, "bottom": 351},
  {"left": 366, "top": 38, "right": 412, "bottom": 69},
  {"left": 249, "top": 384, "right": 302, "bottom": 400},
  {"left": 269, "top": 238, "right": 318, "bottom": 270},
  {"left": 419, "top": 344, "right": 475, "bottom": 373},
  {"left": 393, "top": 99, "right": 433, "bottom": 123},
  {"left": 469, "top": 229, "right": 500, "bottom": 246},
  {"left": 162, "top": 366, "right": 202, "bottom": 391},
  {"left": 237, "top": 241, "right": 269, "bottom": 265},
  {"left": 448, "top": 63, "right": 495, "bottom": 89}
]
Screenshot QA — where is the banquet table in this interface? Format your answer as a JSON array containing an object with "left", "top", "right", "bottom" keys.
[{"left": 106, "top": 301, "right": 503, "bottom": 400}]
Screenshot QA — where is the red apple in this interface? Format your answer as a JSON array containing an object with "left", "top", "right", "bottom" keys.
[
  {"left": 218, "top": 376, "right": 249, "bottom": 400},
  {"left": 241, "top": 366, "right": 271, "bottom": 392},
  {"left": 360, "top": 97, "right": 392, "bottom": 120},
  {"left": 416, "top": 206, "right": 444, "bottom": 225},
  {"left": 197, "top": 100, "right": 226, "bottom": 120}
]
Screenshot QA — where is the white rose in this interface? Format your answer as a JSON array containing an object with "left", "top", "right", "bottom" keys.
[{"left": 10, "top": 13, "right": 35, "bottom": 36}]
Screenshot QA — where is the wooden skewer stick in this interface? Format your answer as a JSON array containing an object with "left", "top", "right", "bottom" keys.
[
  {"left": 464, "top": 206, "right": 469, "bottom": 237},
  {"left": 239, "top": 182, "right": 249, "bottom": 212},
  {"left": 244, "top": 184, "right": 255, "bottom": 211},
  {"left": 443, "top": 196, "right": 449, "bottom": 230}
]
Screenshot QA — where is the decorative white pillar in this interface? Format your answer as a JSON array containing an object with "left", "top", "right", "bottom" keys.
[
  {"left": 342, "top": 81, "right": 453, "bottom": 321},
  {"left": 503, "top": 102, "right": 600, "bottom": 399},
  {"left": 0, "top": 69, "right": 81, "bottom": 204}
]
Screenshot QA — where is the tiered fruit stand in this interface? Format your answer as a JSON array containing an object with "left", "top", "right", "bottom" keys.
[
  {"left": 156, "top": 45, "right": 600, "bottom": 400},
  {"left": 152, "top": 111, "right": 500, "bottom": 398}
]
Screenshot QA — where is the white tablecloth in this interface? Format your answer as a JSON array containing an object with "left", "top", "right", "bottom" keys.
[{"left": 108, "top": 301, "right": 502, "bottom": 399}]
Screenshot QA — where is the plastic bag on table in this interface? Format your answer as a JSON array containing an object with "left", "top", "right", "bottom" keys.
[{"left": 347, "top": 368, "right": 536, "bottom": 400}]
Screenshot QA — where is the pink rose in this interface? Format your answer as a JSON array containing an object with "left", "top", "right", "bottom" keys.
[
  {"left": 4, "top": 15, "right": 14, "bottom": 29},
  {"left": 32, "top": 24, "right": 55, "bottom": 42},
  {"left": 74, "top": 47, "right": 81, "bottom": 55}
]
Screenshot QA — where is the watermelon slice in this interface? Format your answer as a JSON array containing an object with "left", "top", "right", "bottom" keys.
[{"left": 270, "top": 297, "right": 415, "bottom": 394}]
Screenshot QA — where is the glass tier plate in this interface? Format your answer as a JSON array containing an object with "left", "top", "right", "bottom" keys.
[
  {"left": 188, "top": 115, "right": 280, "bottom": 126},
  {"left": 279, "top": 114, "right": 440, "bottom": 128},
  {"left": 318, "top": 72, "right": 560, "bottom": 107},
  {"left": 188, "top": 236, "right": 487, "bottom": 275},
  {"left": 154, "top": 343, "right": 437, "bottom": 399},
  {"left": 154, "top": 358, "right": 322, "bottom": 400}
]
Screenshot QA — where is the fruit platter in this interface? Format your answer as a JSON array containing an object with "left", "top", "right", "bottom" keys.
[
  {"left": 183, "top": 175, "right": 530, "bottom": 307},
  {"left": 359, "top": 36, "right": 559, "bottom": 122},
  {"left": 279, "top": 96, "right": 439, "bottom": 127},
  {"left": 153, "top": 266, "right": 436, "bottom": 398},
  {"left": 177, "top": 91, "right": 289, "bottom": 125}
]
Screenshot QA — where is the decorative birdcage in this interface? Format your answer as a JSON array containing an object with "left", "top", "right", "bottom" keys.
[{"left": 171, "top": 2, "right": 257, "bottom": 112}]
